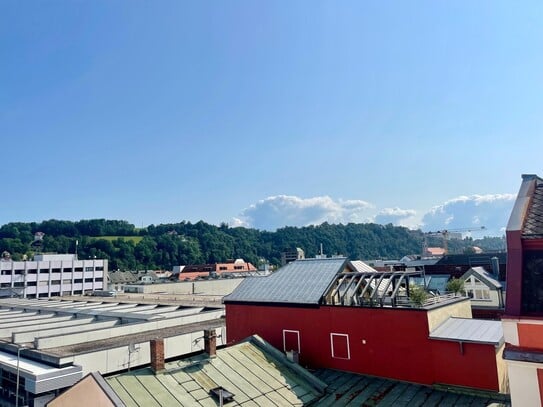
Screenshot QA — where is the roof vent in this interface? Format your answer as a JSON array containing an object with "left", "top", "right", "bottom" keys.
[{"left": 209, "top": 387, "right": 235, "bottom": 404}]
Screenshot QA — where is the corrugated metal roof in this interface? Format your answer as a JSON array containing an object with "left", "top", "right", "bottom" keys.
[
  {"left": 313, "top": 369, "right": 510, "bottom": 406},
  {"left": 106, "top": 335, "right": 326, "bottom": 406},
  {"left": 224, "top": 258, "right": 348, "bottom": 304},
  {"left": 429, "top": 317, "right": 503, "bottom": 345},
  {"left": 349, "top": 260, "right": 378, "bottom": 273}
]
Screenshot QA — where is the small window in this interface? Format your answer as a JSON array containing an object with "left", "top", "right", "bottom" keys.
[
  {"left": 283, "top": 330, "right": 300, "bottom": 353},
  {"left": 330, "top": 333, "right": 350, "bottom": 359}
]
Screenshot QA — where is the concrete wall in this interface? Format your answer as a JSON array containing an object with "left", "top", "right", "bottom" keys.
[
  {"left": 71, "top": 327, "right": 226, "bottom": 376},
  {"left": 426, "top": 299, "right": 472, "bottom": 332},
  {"left": 123, "top": 278, "right": 243, "bottom": 296},
  {"left": 507, "top": 360, "right": 542, "bottom": 407}
]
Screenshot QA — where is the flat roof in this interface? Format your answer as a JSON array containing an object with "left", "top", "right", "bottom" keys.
[{"left": 429, "top": 317, "right": 503, "bottom": 345}]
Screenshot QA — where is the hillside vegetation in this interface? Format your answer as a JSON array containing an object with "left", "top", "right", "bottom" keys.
[{"left": 0, "top": 219, "right": 505, "bottom": 271}]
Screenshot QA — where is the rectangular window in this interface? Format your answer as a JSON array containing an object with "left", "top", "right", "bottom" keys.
[
  {"left": 283, "top": 330, "right": 301, "bottom": 353},
  {"left": 85, "top": 267, "right": 94, "bottom": 271},
  {"left": 522, "top": 250, "right": 543, "bottom": 314},
  {"left": 330, "top": 333, "right": 350, "bottom": 360}
]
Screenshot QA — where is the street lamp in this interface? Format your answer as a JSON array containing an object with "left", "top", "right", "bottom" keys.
[{"left": 15, "top": 345, "right": 25, "bottom": 407}]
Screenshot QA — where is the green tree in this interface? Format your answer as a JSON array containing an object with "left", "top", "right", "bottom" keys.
[
  {"left": 446, "top": 278, "right": 465, "bottom": 295},
  {"left": 409, "top": 285, "right": 429, "bottom": 307}
]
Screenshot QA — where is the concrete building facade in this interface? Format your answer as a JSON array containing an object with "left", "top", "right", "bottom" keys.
[{"left": 0, "top": 254, "right": 106, "bottom": 299}]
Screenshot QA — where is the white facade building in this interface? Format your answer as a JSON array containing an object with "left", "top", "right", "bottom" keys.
[{"left": 0, "top": 254, "right": 107, "bottom": 298}]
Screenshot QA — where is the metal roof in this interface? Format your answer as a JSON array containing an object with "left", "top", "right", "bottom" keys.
[
  {"left": 106, "top": 335, "right": 326, "bottom": 406},
  {"left": 313, "top": 369, "right": 510, "bottom": 406},
  {"left": 224, "top": 258, "right": 348, "bottom": 304},
  {"left": 349, "top": 260, "right": 378, "bottom": 273},
  {"left": 429, "top": 317, "right": 504, "bottom": 345},
  {"left": 523, "top": 175, "right": 543, "bottom": 238}
]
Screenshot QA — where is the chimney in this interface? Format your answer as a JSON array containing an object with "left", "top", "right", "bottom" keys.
[
  {"left": 204, "top": 329, "right": 217, "bottom": 357},
  {"left": 150, "top": 338, "right": 165, "bottom": 373}
]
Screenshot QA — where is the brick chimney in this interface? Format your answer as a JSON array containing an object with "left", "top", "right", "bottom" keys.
[
  {"left": 204, "top": 329, "right": 217, "bottom": 357},
  {"left": 150, "top": 338, "right": 165, "bottom": 373}
]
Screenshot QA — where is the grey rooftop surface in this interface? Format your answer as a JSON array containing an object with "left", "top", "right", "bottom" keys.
[
  {"left": 106, "top": 335, "right": 326, "bottom": 406},
  {"left": 224, "top": 258, "right": 348, "bottom": 305},
  {"left": 313, "top": 369, "right": 510, "bottom": 406},
  {"left": 429, "top": 317, "right": 504, "bottom": 345}
]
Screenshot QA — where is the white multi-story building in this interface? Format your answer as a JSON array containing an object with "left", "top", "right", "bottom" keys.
[{"left": 0, "top": 254, "right": 106, "bottom": 298}]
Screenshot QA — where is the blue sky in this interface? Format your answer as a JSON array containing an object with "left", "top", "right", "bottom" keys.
[{"left": 1, "top": 1, "right": 542, "bottom": 236}]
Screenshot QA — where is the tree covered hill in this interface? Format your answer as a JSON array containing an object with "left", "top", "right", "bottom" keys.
[{"left": 0, "top": 219, "right": 505, "bottom": 271}]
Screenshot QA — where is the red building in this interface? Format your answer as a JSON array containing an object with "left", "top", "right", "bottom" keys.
[
  {"left": 176, "top": 259, "right": 257, "bottom": 281},
  {"left": 225, "top": 258, "right": 507, "bottom": 392},
  {"left": 502, "top": 174, "right": 543, "bottom": 406}
]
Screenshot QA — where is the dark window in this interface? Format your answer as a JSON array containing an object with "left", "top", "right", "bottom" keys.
[
  {"left": 28, "top": 269, "right": 37, "bottom": 274},
  {"left": 283, "top": 330, "right": 300, "bottom": 353},
  {"left": 522, "top": 250, "right": 543, "bottom": 314}
]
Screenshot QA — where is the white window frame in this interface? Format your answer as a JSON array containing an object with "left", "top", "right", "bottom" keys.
[
  {"left": 283, "top": 329, "right": 301, "bottom": 354},
  {"left": 330, "top": 333, "right": 350, "bottom": 360}
]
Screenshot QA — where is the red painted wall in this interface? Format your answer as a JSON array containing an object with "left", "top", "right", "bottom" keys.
[{"left": 226, "top": 303, "right": 500, "bottom": 391}]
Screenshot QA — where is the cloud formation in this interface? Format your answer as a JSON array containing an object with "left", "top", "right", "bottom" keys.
[
  {"left": 233, "top": 195, "right": 374, "bottom": 230},
  {"left": 233, "top": 193, "right": 516, "bottom": 236},
  {"left": 374, "top": 207, "right": 418, "bottom": 228},
  {"left": 421, "top": 194, "right": 516, "bottom": 236}
]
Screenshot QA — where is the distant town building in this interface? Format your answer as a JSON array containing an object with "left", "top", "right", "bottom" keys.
[
  {"left": 281, "top": 247, "right": 305, "bottom": 266},
  {"left": 175, "top": 259, "right": 257, "bottom": 281},
  {"left": 424, "top": 247, "right": 446, "bottom": 257},
  {"left": 0, "top": 253, "right": 107, "bottom": 298}
]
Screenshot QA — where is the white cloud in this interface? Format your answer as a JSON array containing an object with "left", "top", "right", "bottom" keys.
[
  {"left": 421, "top": 194, "right": 516, "bottom": 236},
  {"left": 233, "top": 193, "right": 516, "bottom": 236},
  {"left": 374, "top": 207, "right": 418, "bottom": 228},
  {"left": 234, "top": 195, "right": 374, "bottom": 230}
]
